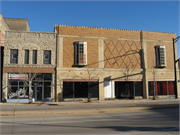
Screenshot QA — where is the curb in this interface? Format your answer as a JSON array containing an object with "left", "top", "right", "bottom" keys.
[{"left": 1, "top": 105, "right": 179, "bottom": 116}]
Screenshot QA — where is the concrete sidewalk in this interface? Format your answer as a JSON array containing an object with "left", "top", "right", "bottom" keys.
[{"left": 0, "top": 99, "right": 179, "bottom": 116}]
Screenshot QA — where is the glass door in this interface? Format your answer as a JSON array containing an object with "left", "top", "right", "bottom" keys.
[{"left": 35, "top": 86, "right": 43, "bottom": 101}]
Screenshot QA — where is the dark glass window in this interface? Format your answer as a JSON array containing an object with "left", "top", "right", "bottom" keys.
[
  {"left": 44, "top": 74, "right": 52, "bottom": 80},
  {"left": 33, "top": 50, "right": 37, "bottom": 64},
  {"left": 24, "top": 50, "right": 29, "bottom": 64},
  {"left": 63, "top": 82, "right": 73, "bottom": 98},
  {"left": 74, "top": 82, "right": 88, "bottom": 98},
  {"left": 44, "top": 87, "right": 51, "bottom": 98},
  {"left": 10, "top": 49, "right": 18, "bottom": 64},
  {"left": 63, "top": 81, "right": 99, "bottom": 99},
  {"left": 135, "top": 82, "right": 142, "bottom": 96},
  {"left": 43, "top": 50, "right": 51, "bottom": 64}
]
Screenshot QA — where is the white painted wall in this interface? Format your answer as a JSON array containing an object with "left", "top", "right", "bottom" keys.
[{"left": 104, "top": 81, "right": 115, "bottom": 98}]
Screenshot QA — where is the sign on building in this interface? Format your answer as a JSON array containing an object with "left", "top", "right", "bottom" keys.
[{"left": 9, "top": 73, "right": 28, "bottom": 79}]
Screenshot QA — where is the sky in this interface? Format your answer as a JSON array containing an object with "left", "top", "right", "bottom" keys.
[{"left": 0, "top": 0, "right": 180, "bottom": 58}]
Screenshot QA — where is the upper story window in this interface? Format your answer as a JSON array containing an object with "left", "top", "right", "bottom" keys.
[
  {"left": 24, "top": 50, "right": 29, "bottom": 64},
  {"left": 155, "top": 45, "right": 166, "bottom": 68},
  {"left": 74, "top": 41, "right": 87, "bottom": 66},
  {"left": 32, "top": 50, "right": 37, "bottom": 64},
  {"left": 10, "top": 49, "right": 18, "bottom": 64},
  {"left": 43, "top": 50, "right": 51, "bottom": 64}
]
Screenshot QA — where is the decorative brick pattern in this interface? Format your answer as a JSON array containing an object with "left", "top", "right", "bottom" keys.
[{"left": 104, "top": 40, "right": 141, "bottom": 69}]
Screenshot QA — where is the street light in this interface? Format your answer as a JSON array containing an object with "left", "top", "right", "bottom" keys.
[{"left": 173, "top": 36, "right": 180, "bottom": 99}]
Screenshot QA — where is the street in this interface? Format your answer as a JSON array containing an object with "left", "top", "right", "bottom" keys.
[{"left": 0, "top": 108, "right": 179, "bottom": 135}]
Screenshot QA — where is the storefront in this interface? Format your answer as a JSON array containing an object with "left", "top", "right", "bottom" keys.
[
  {"left": 63, "top": 80, "right": 99, "bottom": 101},
  {"left": 148, "top": 81, "right": 174, "bottom": 96},
  {"left": 7, "top": 73, "right": 53, "bottom": 102},
  {"left": 115, "top": 81, "right": 142, "bottom": 99}
]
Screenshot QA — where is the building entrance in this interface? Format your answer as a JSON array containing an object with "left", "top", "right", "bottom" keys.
[{"left": 35, "top": 86, "right": 44, "bottom": 101}]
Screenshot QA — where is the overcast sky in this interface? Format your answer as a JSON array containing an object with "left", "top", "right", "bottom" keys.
[{"left": 1, "top": 0, "right": 180, "bottom": 58}]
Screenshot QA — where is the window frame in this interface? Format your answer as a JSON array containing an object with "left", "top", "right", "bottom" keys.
[
  {"left": 32, "top": 50, "right": 37, "bottom": 64},
  {"left": 24, "top": 50, "right": 29, "bottom": 64},
  {"left": 10, "top": 49, "right": 18, "bottom": 64},
  {"left": 74, "top": 41, "right": 87, "bottom": 66},
  {"left": 43, "top": 50, "right": 51, "bottom": 64}
]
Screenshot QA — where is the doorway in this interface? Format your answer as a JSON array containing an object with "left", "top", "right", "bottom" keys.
[{"left": 35, "top": 86, "right": 44, "bottom": 101}]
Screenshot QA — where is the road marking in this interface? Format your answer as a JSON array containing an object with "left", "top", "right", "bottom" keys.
[
  {"left": 0, "top": 113, "right": 178, "bottom": 126},
  {"left": 119, "top": 127, "right": 179, "bottom": 135}
]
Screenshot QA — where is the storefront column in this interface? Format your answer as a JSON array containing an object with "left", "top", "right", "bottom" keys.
[
  {"left": 57, "top": 35, "right": 63, "bottom": 68},
  {"left": 98, "top": 38, "right": 104, "bottom": 68},
  {"left": 56, "top": 76, "right": 63, "bottom": 102},
  {"left": 111, "top": 81, "right": 115, "bottom": 98},
  {"left": 56, "top": 35, "right": 63, "bottom": 102},
  {"left": 99, "top": 76, "right": 104, "bottom": 101},
  {"left": 141, "top": 31, "right": 149, "bottom": 99}
]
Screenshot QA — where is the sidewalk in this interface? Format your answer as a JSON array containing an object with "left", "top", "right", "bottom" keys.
[{"left": 0, "top": 99, "right": 179, "bottom": 116}]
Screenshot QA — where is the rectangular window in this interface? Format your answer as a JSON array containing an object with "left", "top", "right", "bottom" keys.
[
  {"left": 43, "top": 50, "right": 51, "bottom": 64},
  {"left": 74, "top": 41, "right": 87, "bottom": 65},
  {"left": 24, "top": 50, "right": 29, "bottom": 64},
  {"left": 155, "top": 45, "right": 166, "bottom": 67},
  {"left": 10, "top": 49, "right": 18, "bottom": 64},
  {"left": 33, "top": 50, "right": 37, "bottom": 64}
]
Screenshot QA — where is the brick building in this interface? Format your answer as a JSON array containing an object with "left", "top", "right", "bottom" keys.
[
  {"left": 3, "top": 31, "right": 56, "bottom": 102},
  {"left": 55, "top": 25, "right": 179, "bottom": 102},
  {"left": 1, "top": 14, "right": 179, "bottom": 102},
  {"left": 0, "top": 14, "right": 30, "bottom": 102}
]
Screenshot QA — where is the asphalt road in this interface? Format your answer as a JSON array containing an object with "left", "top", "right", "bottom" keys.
[{"left": 0, "top": 108, "right": 179, "bottom": 135}]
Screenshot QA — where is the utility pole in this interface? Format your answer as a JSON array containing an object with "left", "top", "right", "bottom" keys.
[{"left": 173, "top": 36, "right": 180, "bottom": 99}]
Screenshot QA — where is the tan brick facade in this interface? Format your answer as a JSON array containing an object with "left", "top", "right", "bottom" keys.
[
  {"left": 2, "top": 22, "right": 179, "bottom": 102},
  {"left": 63, "top": 37, "right": 99, "bottom": 68},
  {"left": 55, "top": 25, "right": 179, "bottom": 101}
]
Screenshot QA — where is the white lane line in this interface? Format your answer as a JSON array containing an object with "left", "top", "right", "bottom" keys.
[
  {"left": 0, "top": 113, "right": 179, "bottom": 126},
  {"left": 119, "top": 127, "right": 179, "bottom": 135}
]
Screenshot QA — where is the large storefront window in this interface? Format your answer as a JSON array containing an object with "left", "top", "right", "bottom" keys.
[
  {"left": 63, "top": 82, "right": 99, "bottom": 99},
  {"left": 7, "top": 73, "right": 52, "bottom": 102},
  {"left": 148, "top": 81, "right": 174, "bottom": 96},
  {"left": 8, "top": 73, "right": 29, "bottom": 100}
]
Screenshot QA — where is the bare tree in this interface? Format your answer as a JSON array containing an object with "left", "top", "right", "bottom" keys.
[
  {"left": 64, "top": 66, "right": 102, "bottom": 102},
  {"left": 14, "top": 67, "right": 39, "bottom": 103}
]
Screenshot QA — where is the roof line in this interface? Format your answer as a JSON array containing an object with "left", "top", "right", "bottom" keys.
[{"left": 55, "top": 24, "right": 175, "bottom": 34}]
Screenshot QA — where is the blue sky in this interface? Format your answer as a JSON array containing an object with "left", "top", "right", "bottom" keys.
[{"left": 1, "top": 1, "right": 180, "bottom": 58}]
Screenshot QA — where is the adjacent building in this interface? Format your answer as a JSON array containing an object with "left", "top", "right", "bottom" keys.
[
  {"left": 1, "top": 14, "right": 179, "bottom": 102},
  {"left": 0, "top": 13, "right": 30, "bottom": 102}
]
